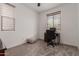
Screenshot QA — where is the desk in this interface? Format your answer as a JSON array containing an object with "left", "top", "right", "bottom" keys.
[{"left": 55, "top": 33, "right": 60, "bottom": 45}]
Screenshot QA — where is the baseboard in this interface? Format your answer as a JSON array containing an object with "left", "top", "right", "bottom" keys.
[
  {"left": 6, "top": 39, "right": 39, "bottom": 49},
  {"left": 60, "top": 43, "right": 78, "bottom": 48},
  {"left": 38, "top": 38, "right": 78, "bottom": 48},
  {"left": 6, "top": 41, "right": 25, "bottom": 49}
]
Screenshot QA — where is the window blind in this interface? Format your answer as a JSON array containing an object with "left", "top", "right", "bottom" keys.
[
  {"left": 47, "top": 11, "right": 61, "bottom": 16},
  {"left": 0, "top": 3, "right": 15, "bottom": 31}
]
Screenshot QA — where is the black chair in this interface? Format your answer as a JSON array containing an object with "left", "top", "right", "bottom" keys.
[{"left": 44, "top": 28, "right": 57, "bottom": 47}]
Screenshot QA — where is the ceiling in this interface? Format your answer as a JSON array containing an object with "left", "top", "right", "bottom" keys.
[{"left": 23, "top": 3, "right": 62, "bottom": 12}]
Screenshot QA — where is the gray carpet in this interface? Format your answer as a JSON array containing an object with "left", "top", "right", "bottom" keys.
[{"left": 5, "top": 40, "right": 79, "bottom": 56}]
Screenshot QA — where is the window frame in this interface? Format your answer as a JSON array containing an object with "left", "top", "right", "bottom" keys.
[
  {"left": 1, "top": 16, "right": 15, "bottom": 31},
  {"left": 0, "top": 3, "right": 15, "bottom": 31},
  {"left": 47, "top": 11, "right": 61, "bottom": 30}
]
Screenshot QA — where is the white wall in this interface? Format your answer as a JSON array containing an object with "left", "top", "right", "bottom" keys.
[
  {"left": 77, "top": 4, "right": 79, "bottom": 48},
  {"left": 0, "top": 3, "right": 79, "bottom": 49},
  {"left": 39, "top": 4, "right": 79, "bottom": 47},
  {"left": 0, "top": 4, "right": 38, "bottom": 49}
]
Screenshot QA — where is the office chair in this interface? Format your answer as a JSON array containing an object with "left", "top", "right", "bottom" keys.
[{"left": 44, "top": 28, "right": 56, "bottom": 47}]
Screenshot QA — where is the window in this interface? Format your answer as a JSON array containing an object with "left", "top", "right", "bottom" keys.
[
  {"left": 47, "top": 11, "right": 61, "bottom": 32},
  {"left": 48, "top": 16, "right": 54, "bottom": 28},
  {"left": 0, "top": 3, "right": 15, "bottom": 31}
]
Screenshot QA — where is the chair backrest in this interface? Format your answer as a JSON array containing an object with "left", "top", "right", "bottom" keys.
[
  {"left": 50, "top": 28, "right": 56, "bottom": 33},
  {"left": 46, "top": 30, "right": 56, "bottom": 39}
]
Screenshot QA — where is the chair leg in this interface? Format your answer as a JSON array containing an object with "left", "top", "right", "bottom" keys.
[{"left": 47, "top": 41, "right": 55, "bottom": 47}]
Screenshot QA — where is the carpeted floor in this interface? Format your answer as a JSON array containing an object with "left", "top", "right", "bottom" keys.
[{"left": 5, "top": 39, "right": 79, "bottom": 56}]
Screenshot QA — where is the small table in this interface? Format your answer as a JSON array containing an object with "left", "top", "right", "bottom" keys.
[
  {"left": 0, "top": 48, "right": 6, "bottom": 56},
  {"left": 0, "top": 39, "right": 7, "bottom": 56}
]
